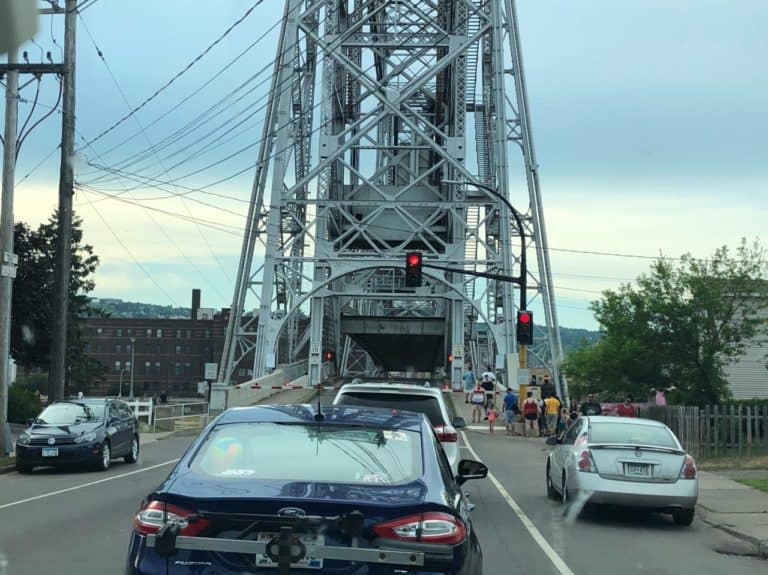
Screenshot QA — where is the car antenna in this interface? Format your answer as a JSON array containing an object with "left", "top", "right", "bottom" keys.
[{"left": 314, "top": 382, "right": 325, "bottom": 422}]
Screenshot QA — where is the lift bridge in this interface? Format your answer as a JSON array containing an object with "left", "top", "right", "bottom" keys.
[{"left": 214, "top": 0, "right": 568, "bottom": 408}]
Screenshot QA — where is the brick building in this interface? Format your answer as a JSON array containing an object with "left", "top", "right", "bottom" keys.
[{"left": 83, "top": 291, "right": 254, "bottom": 396}]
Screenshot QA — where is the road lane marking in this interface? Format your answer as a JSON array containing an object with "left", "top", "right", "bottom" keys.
[
  {"left": 460, "top": 431, "right": 576, "bottom": 575},
  {"left": 0, "top": 458, "right": 180, "bottom": 511}
]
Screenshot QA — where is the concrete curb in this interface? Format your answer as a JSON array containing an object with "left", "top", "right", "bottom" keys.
[{"left": 696, "top": 505, "right": 768, "bottom": 558}]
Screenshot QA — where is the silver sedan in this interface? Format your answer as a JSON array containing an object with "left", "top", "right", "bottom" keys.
[{"left": 545, "top": 416, "right": 698, "bottom": 525}]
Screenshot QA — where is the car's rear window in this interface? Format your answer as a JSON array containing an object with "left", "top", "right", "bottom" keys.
[
  {"left": 191, "top": 423, "right": 422, "bottom": 485},
  {"left": 589, "top": 422, "right": 678, "bottom": 449},
  {"left": 335, "top": 392, "right": 445, "bottom": 427}
]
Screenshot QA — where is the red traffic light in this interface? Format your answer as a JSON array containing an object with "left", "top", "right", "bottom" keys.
[
  {"left": 407, "top": 253, "right": 421, "bottom": 267},
  {"left": 518, "top": 312, "right": 531, "bottom": 324},
  {"left": 324, "top": 351, "right": 334, "bottom": 361}
]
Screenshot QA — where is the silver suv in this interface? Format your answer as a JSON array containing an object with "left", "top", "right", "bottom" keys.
[{"left": 333, "top": 382, "right": 465, "bottom": 474}]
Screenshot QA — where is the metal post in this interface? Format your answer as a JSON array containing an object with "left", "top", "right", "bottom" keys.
[
  {"left": 0, "top": 50, "right": 19, "bottom": 456},
  {"left": 50, "top": 0, "right": 77, "bottom": 401},
  {"left": 129, "top": 336, "right": 135, "bottom": 398}
]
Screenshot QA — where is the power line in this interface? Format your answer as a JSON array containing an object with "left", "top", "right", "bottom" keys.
[{"left": 79, "top": 0, "right": 267, "bottom": 149}]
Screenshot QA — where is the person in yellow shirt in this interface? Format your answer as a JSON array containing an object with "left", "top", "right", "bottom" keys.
[{"left": 544, "top": 394, "right": 561, "bottom": 437}]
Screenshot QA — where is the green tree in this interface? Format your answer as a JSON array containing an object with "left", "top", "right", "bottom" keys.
[
  {"left": 562, "top": 239, "right": 768, "bottom": 405},
  {"left": 11, "top": 212, "right": 107, "bottom": 394}
]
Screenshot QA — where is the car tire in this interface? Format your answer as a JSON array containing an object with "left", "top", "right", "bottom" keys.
[
  {"left": 124, "top": 435, "right": 140, "bottom": 464},
  {"left": 97, "top": 440, "right": 111, "bottom": 471},
  {"left": 672, "top": 508, "right": 695, "bottom": 526},
  {"left": 546, "top": 462, "right": 558, "bottom": 500},
  {"left": 16, "top": 462, "right": 33, "bottom": 474}
]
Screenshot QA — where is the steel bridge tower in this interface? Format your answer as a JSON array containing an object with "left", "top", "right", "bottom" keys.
[{"left": 216, "top": 0, "right": 569, "bottom": 405}]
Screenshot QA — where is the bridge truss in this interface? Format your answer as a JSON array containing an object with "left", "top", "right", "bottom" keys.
[{"left": 217, "top": 0, "right": 568, "bottom": 403}]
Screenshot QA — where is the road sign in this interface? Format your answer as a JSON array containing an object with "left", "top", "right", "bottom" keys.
[
  {"left": 310, "top": 342, "right": 321, "bottom": 355},
  {"left": 204, "top": 362, "right": 217, "bottom": 380},
  {"left": 453, "top": 345, "right": 464, "bottom": 357}
]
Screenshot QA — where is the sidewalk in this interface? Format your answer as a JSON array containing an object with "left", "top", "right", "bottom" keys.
[{"left": 446, "top": 390, "right": 768, "bottom": 558}]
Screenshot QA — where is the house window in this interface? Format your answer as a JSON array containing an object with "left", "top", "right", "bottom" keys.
[
  {"left": 155, "top": 361, "right": 161, "bottom": 369},
  {"left": 186, "top": 329, "right": 192, "bottom": 339},
  {"left": 175, "top": 345, "right": 182, "bottom": 354},
  {"left": 116, "top": 328, "right": 123, "bottom": 337},
  {"left": 126, "top": 361, "right": 132, "bottom": 369},
  {"left": 174, "top": 362, "right": 182, "bottom": 376},
  {"left": 146, "top": 328, "right": 152, "bottom": 337},
  {"left": 176, "top": 329, "right": 182, "bottom": 338},
  {"left": 85, "top": 343, "right": 92, "bottom": 353},
  {"left": 155, "top": 344, "right": 161, "bottom": 354},
  {"left": 156, "top": 329, "right": 163, "bottom": 338},
  {"left": 184, "top": 362, "right": 191, "bottom": 375},
  {"left": 115, "top": 344, "right": 122, "bottom": 353},
  {"left": 126, "top": 344, "right": 132, "bottom": 352},
  {"left": 143, "top": 383, "right": 149, "bottom": 391},
  {"left": 127, "top": 328, "right": 133, "bottom": 337},
  {"left": 145, "top": 361, "right": 151, "bottom": 374},
  {"left": 186, "top": 345, "right": 191, "bottom": 354},
  {"left": 114, "top": 360, "right": 121, "bottom": 372},
  {"left": 97, "top": 327, "right": 103, "bottom": 335}
]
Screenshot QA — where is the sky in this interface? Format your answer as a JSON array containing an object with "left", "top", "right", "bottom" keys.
[{"left": 2, "top": 0, "right": 767, "bottom": 331}]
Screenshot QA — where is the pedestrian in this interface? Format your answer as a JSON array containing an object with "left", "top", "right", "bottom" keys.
[
  {"left": 578, "top": 392, "right": 602, "bottom": 416},
  {"left": 481, "top": 374, "right": 495, "bottom": 420},
  {"left": 522, "top": 391, "right": 540, "bottom": 437},
  {"left": 616, "top": 395, "right": 636, "bottom": 417},
  {"left": 463, "top": 366, "right": 476, "bottom": 403},
  {"left": 557, "top": 407, "right": 569, "bottom": 435},
  {"left": 470, "top": 382, "right": 485, "bottom": 423},
  {"left": 502, "top": 387, "right": 519, "bottom": 436},
  {"left": 487, "top": 404, "right": 498, "bottom": 435},
  {"left": 537, "top": 395, "right": 547, "bottom": 435},
  {"left": 544, "top": 393, "right": 560, "bottom": 436},
  {"left": 77, "top": 390, "right": 84, "bottom": 400},
  {"left": 481, "top": 366, "right": 496, "bottom": 385}
]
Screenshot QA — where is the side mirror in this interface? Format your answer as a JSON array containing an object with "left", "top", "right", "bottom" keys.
[
  {"left": 455, "top": 459, "right": 488, "bottom": 485},
  {"left": 26, "top": 417, "right": 34, "bottom": 427},
  {"left": 452, "top": 416, "right": 466, "bottom": 429},
  {"left": 545, "top": 436, "right": 560, "bottom": 446}
]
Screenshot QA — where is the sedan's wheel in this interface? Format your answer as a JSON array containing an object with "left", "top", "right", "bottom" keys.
[
  {"left": 124, "top": 436, "right": 139, "bottom": 464},
  {"left": 546, "top": 462, "right": 558, "bottom": 500},
  {"left": 672, "top": 508, "right": 695, "bottom": 526},
  {"left": 97, "top": 441, "right": 111, "bottom": 471}
]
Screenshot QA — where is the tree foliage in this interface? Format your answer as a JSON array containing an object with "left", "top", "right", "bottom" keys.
[
  {"left": 562, "top": 239, "right": 768, "bottom": 405},
  {"left": 11, "top": 212, "right": 107, "bottom": 394}
]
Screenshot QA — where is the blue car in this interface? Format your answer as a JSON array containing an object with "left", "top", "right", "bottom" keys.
[{"left": 126, "top": 404, "right": 486, "bottom": 574}]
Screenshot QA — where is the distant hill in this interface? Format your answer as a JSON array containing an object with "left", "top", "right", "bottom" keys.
[
  {"left": 88, "top": 298, "right": 601, "bottom": 350},
  {"left": 90, "top": 298, "right": 191, "bottom": 319}
]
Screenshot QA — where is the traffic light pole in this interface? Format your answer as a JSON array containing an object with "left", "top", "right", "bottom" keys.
[{"left": 444, "top": 180, "right": 526, "bottom": 310}]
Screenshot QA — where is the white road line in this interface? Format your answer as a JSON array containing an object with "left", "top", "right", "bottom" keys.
[
  {"left": 0, "top": 459, "right": 180, "bottom": 511},
  {"left": 460, "top": 431, "right": 576, "bottom": 575}
]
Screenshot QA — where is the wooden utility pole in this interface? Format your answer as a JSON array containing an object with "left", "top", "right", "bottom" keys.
[
  {"left": 0, "top": 50, "right": 19, "bottom": 456},
  {"left": 50, "top": 0, "right": 77, "bottom": 401}
]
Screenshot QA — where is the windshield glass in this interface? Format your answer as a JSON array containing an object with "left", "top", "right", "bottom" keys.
[
  {"left": 335, "top": 392, "right": 444, "bottom": 427},
  {"left": 589, "top": 422, "right": 679, "bottom": 449},
  {"left": 191, "top": 423, "right": 422, "bottom": 485},
  {"left": 35, "top": 403, "right": 97, "bottom": 425}
]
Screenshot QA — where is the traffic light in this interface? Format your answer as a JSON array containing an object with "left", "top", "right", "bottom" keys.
[
  {"left": 516, "top": 310, "right": 533, "bottom": 346},
  {"left": 405, "top": 251, "right": 423, "bottom": 287},
  {"left": 324, "top": 350, "right": 334, "bottom": 362},
  {"left": 447, "top": 353, "right": 453, "bottom": 364}
]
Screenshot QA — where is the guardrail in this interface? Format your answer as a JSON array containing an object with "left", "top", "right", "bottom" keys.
[
  {"left": 152, "top": 401, "right": 210, "bottom": 435},
  {"left": 123, "top": 399, "right": 154, "bottom": 426}
]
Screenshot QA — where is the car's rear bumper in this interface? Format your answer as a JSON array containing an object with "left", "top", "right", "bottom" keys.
[
  {"left": 15, "top": 443, "right": 102, "bottom": 467},
  {"left": 571, "top": 472, "right": 698, "bottom": 510}
]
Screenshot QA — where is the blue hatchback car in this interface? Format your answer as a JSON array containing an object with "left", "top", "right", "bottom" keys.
[{"left": 126, "top": 404, "right": 486, "bottom": 574}]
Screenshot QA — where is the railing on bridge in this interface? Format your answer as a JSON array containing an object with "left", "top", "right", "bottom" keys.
[{"left": 152, "top": 401, "right": 210, "bottom": 436}]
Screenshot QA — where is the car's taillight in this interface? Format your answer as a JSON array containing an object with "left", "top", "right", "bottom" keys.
[
  {"left": 680, "top": 455, "right": 697, "bottom": 479},
  {"left": 133, "top": 501, "right": 209, "bottom": 536},
  {"left": 372, "top": 512, "right": 466, "bottom": 545},
  {"left": 434, "top": 425, "right": 458, "bottom": 442},
  {"left": 577, "top": 450, "right": 597, "bottom": 473}
]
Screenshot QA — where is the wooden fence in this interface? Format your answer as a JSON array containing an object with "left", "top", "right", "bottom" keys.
[{"left": 637, "top": 404, "right": 768, "bottom": 459}]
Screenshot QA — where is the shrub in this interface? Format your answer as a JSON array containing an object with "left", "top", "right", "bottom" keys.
[{"left": 8, "top": 383, "right": 42, "bottom": 424}]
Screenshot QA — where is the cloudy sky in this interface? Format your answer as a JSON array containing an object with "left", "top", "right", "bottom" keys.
[{"left": 2, "top": 0, "right": 767, "bottom": 331}]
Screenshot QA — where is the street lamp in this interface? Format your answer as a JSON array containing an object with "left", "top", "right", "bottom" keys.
[
  {"left": 129, "top": 337, "right": 136, "bottom": 399},
  {"left": 118, "top": 368, "right": 128, "bottom": 398},
  {"left": 443, "top": 179, "right": 527, "bottom": 309}
]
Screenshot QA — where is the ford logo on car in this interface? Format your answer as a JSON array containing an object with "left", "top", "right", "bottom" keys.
[
  {"left": 277, "top": 507, "right": 306, "bottom": 518},
  {"left": 47, "top": 437, "right": 56, "bottom": 445}
]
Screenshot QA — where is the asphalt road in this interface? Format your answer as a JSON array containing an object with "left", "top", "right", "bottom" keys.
[{"left": 0, "top": 415, "right": 765, "bottom": 574}]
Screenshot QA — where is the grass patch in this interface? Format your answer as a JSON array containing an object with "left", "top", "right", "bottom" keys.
[
  {"left": 698, "top": 455, "right": 768, "bottom": 471},
  {"left": 0, "top": 454, "right": 15, "bottom": 468},
  {"left": 736, "top": 479, "right": 768, "bottom": 493}
]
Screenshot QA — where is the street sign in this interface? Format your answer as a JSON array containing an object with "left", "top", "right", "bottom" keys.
[
  {"left": 453, "top": 345, "right": 464, "bottom": 358},
  {"left": 204, "top": 362, "right": 217, "bottom": 380},
  {"left": 310, "top": 342, "right": 321, "bottom": 355}
]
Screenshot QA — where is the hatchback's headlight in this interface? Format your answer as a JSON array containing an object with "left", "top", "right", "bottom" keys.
[
  {"left": 74, "top": 431, "right": 97, "bottom": 444},
  {"left": 17, "top": 433, "right": 31, "bottom": 446}
]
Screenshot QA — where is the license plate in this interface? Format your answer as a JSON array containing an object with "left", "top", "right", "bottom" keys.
[
  {"left": 254, "top": 533, "right": 324, "bottom": 569},
  {"left": 625, "top": 463, "right": 650, "bottom": 477},
  {"left": 42, "top": 448, "right": 59, "bottom": 457}
]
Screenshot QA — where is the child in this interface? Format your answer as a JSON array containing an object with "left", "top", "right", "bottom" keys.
[{"left": 487, "top": 404, "right": 497, "bottom": 435}]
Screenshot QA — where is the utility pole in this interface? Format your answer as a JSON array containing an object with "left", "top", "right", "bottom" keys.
[
  {"left": 50, "top": 0, "right": 77, "bottom": 402},
  {"left": 0, "top": 50, "right": 19, "bottom": 456}
]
